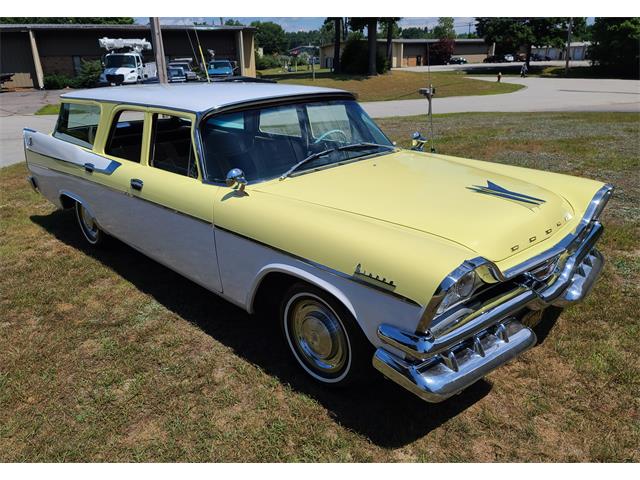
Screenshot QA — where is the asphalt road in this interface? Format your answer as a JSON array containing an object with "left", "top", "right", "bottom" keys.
[
  {"left": 361, "top": 76, "right": 640, "bottom": 118},
  {"left": 2, "top": 76, "right": 639, "bottom": 168},
  {"left": 396, "top": 60, "right": 591, "bottom": 73}
]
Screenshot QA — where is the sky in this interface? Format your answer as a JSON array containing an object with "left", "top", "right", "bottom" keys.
[{"left": 135, "top": 17, "right": 478, "bottom": 33}]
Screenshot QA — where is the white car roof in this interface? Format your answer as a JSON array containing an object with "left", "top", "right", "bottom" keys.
[{"left": 61, "top": 82, "right": 352, "bottom": 114}]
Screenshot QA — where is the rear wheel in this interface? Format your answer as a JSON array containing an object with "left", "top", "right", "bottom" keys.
[
  {"left": 75, "top": 202, "right": 105, "bottom": 246},
  {"left": 280, "top": 283, "right": 373, "bottom": 386}
]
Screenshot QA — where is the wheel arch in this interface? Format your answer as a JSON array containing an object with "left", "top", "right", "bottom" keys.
[
  {"left": 59, "top": 190, "right": 101, "bottom": 227},
  {"left": 247, "top": 264, "right": 358, "bottom": 321}
]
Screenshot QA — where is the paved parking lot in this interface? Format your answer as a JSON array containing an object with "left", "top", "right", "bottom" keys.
[{"left": 2, "top": 76, "right": 639, "bottom": 167}]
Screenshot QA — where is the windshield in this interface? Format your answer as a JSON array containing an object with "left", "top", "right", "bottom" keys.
[
  {"left": 201, "top": 99, "right": 394, "bottom": 183},
  {"left": 105, "top": 55, "right": 136, "bottom": 68},
  {"left": 209, "top": 61, "right": 231, "bottom": 69}
]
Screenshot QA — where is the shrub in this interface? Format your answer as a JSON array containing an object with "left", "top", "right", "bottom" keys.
[
  {"left": 43, "top": 60, "right": 102, "bottom": 90},
  {"left": 43, "top": 74, "right": 74, "bottom": 90},
  {"left": 340, "top": 38, "right": 387, "bottom": 75},
  {"left": 73, "top": 59, "right": 102, "bottom": 88},
  {"left": 256, "top": 54, "right": 281, "bottom": 70}
]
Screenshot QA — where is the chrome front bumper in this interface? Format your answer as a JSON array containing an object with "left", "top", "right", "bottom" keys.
[{"left": 373, "top": 220, "right": 606, "bottom": 403}]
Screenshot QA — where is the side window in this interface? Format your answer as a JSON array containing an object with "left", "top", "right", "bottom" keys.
[
  {"left": 53, "top": 102, "right": 101, "bottom": 149},
  {"left": 259, "top": 106, "right": 301, "bottom": 137},
  {"left": 105, "top": 110, "right": 145, "bottom": 162},
  {"left": 149, "top": 113, "right": 198, "bottom": 178}
]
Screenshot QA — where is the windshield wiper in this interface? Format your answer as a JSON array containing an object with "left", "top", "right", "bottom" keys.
[
  {"left": 279, "top": 148, "right": 337, "bottom": 180},
  {"left": 279, "top": 143, "right": 395, "bottom": 180}
]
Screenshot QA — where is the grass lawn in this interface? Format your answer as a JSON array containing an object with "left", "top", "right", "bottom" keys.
[
  {"left": 259, "top": 69, "right": 523, "bottom": 102},
  {"left": 1, "top": 112, "right": 638, "bottom": 461},
  {"left": 34, "top": 103, "right": 61, "bottom": 116}
]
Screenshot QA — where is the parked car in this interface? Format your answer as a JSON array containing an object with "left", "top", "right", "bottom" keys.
[
  {"left": 483, "top": 54, "right": 504, "bottom": 63},
  {"left": 22, "top": 84, "right": 613, "bottom": 403},
  {"left": 207, "top": 59, "right": 234, "bottom": 77},
  {"left": 503, "top": 54, "right": 515, "bottom": 62},
  {"left": 167, "top": 66, "right": 186, "bottom": 83},
  {"left": 447, "top": 56, "right": 468, "bottom": 65},
  {"left": 531, "top": 53, "right": 552, "bottom": 61},
  {"left": 168, "top": 60, "right": 198, "bottom": 81}
]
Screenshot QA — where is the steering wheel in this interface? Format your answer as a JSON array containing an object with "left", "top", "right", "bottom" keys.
[{"left": 313, "top": 129, "right": 349, "bottom": 144}]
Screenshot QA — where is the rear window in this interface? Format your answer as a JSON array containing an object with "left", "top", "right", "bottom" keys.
[{"left": 53, "top": 102, "right": 101, "bottom": 149}]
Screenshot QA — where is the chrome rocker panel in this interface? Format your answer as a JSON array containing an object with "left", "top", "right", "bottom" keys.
[{"left": 373, "top": 186, "right": 610, "bottom": 403}]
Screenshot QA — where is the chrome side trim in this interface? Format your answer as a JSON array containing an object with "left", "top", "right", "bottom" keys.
[
  {"left": 373, "top": 320, "right": 537, "bottom": 403},
  {"left": 29, "top": 161, "right": 213, "bottom": 226}
]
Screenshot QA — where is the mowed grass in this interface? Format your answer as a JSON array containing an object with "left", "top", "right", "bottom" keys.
[
  {"left": 260, "top": 69, "right": 523, "bottom": 102},
  {"left": 1, "top": 112, "right": 638, "bottom": 461},
  {"left": 34, "top": 103, "right": 61, "bottom": 116}
]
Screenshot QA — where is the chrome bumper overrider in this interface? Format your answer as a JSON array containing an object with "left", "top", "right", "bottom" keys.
[{"left": 373, "top": 189, "right": 610, "bottom": 402}]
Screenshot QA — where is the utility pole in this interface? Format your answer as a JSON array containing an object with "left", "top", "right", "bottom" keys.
[
  {"left": 565, "top": 17, "right": 573, "bottom": 76},
  {"left": 150, "top": 17, "right": 168, "bottom": 84}
]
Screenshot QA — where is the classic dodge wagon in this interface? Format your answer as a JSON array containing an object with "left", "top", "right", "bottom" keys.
[{"left": 24, "top": 83, "right": 612, "bottom": 402}]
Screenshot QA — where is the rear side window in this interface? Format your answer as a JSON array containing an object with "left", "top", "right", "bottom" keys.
[
  {"left": 54, "top": 103, "right": 101, "bottom": 149},
  {"left": 105, "top": 110, "right": 145, "bottom": 162}
]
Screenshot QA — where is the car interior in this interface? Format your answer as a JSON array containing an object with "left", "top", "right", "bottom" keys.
[
  {"left": 149, "top": 115, "right": 197, "bottom": 178},
  {"left": 105, "top": 111, "right": 145, "bottom": 162},
  {"left": 201, "top": 109, "right": 308, "bottom": 182}
]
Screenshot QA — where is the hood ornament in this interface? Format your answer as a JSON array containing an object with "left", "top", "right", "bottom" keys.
[{"left": 468, "top": 180, "right": 546, "bottom": 206}]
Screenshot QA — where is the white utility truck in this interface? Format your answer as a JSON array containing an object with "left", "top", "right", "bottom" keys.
[{"left": 98, "top": 37, "right": 157, "bottom": 85}]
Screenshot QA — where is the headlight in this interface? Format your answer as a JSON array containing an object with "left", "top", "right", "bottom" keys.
[{"left": 436, "top": 270, "right": 477, "bottom": 315}]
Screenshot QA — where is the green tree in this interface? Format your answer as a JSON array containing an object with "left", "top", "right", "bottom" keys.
[
  {"left": 224, "top": 19, "right": 244, "bottom": 26},
  {"left": 323, "top": 18, "right": 344, "bottom": 73},
  {"left": 589, "top": 17, "right": 640, "bottom": 78},
  {"left": 432, "top": 17, "right": 455, "bottom": 39},
  {"left": 250, "top": 21, "right": 287, "bottom": 55},
  {"left": 0, "top": 17, "right": 134, "bottom": 24},
  {"left": 476, "top": 17, "right": 582, "bottom": 66},
  {"left": 400, "top": 26, "right": 431, "bottom": 39},
  {"left": 380, "top": 18, "right": 401, "bottom": 67},
  {"left": 349, "top": 18, "right": 380, "bottom": 75}
]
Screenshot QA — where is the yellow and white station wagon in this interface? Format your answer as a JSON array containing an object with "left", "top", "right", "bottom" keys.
[{"left": 24, "top": 83, "right": 612, "bottom": 402}]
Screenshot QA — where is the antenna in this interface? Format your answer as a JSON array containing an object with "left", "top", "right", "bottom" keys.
[{"left": 192, "top": 24, "right": 211, "bottom": 83}]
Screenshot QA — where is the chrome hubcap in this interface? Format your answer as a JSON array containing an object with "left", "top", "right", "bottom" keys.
[
  {"left": 289, "top": 297, "right": 348, "bottom": 375},
  {"left": 77, "top": 204, "right": 99, "bottom": 241}
]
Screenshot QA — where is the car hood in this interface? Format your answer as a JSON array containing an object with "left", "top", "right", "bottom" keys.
[
  {"left": 255, "top": 150, "right": 575, "bottom": 262},
  {"left": 102, "top": 67, "right": 134, "bottom": 75}
]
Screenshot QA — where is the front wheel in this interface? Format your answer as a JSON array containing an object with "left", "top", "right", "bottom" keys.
[
  {"left": 280, "top": 283, "right": 372, "bottom": 386},
  {"left": 75, "top": 202, "right": 105, "bottom": 246}
]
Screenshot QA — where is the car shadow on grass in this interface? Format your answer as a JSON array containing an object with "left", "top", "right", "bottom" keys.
[{"left": 33, "top": 209, "right": 495, "bottom": 448}]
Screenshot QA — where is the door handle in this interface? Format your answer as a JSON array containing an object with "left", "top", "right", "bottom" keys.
[
  {"left": 130, "top": 178, "right": 144, "bottom": 191},
  {"left": 84, "top": 163, "right": 95, "bottom": 173}
]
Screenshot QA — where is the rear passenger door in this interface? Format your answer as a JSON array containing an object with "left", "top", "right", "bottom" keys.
[{"left": 126, "top": 110, "right": 223, "bottom": 292}]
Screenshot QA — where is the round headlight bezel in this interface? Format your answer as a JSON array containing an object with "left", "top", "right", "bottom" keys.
[{"left": 436, "top": 270, "right": 479, "bottom": 316}]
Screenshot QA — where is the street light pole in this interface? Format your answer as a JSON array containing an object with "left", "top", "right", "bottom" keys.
[
  {"left": 150, "top": 17, "right": 168, "bottom": 84},
  {"left": 565, "top": 17, "right": 573, "bottom": 76}
]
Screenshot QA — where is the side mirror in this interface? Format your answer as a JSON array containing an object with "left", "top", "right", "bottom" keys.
[
  {"left": 411, "top": 132, "right": 427, "bottom": 152},
  {"left": 226, "top": 168, "right": 247, "bottom": 192}
]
